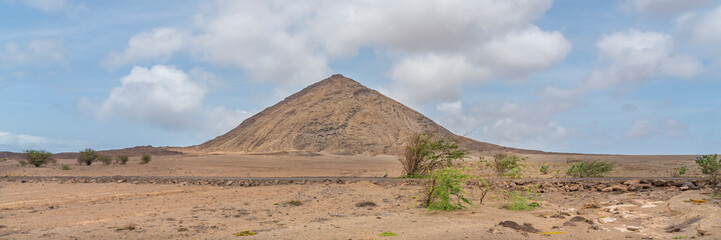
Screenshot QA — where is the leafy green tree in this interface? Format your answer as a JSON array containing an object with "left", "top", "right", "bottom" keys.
[
  {"left": 77, "top": 149, "right": 99, "bottom": 165},
  {"left": 424, "top": 167, "right": 474, "bottom": 210},
  {"left": 141, "top": 154, "right": 151, "bottom": 165},
  {"left": 566, "top": 160, "right": 613, "bottom": 178},
  {"left": 23, "top": 150, "right": 55, "bottom": 167},
  {"left": 696, "top": 154, "right": 720, "bottom": 194},
  {"left": 493, "top": 154, "right": 527, "bottom": 178},
  {"left": 116, "top": 155, "right": 129, "bottom": 165},
  {"left": 398, "top": 133, "right": 467, "bottom": 177}
]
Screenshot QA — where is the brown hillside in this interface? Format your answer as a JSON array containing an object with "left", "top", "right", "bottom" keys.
[{"left": 198, "top": 74, "right": 538, "bottom": 155}]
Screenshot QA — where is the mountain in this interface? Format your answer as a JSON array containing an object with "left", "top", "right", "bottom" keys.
[{"left": 197, "top": 74, "right": 537, "bottom": 155}]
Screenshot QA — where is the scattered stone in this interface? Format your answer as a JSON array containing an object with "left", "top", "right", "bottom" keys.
[
  {"left": 680, "top": 181, "right": 696, "bottom": 190},
  {"left": 624, "top": 179, "right": 642, "bottom": 186},
  {"left": 652, "top": 180, "right": 667, "bottom": 187},
  {"left": 487, "top": 228, "right": 502, "bottom": 234},
  {"left": 550, "top": 214, "right": 565, "bottom": 219},
  {"left": 611, "top": 185, "right": 628, "bottom": 192},
  {"left": 498, "top": 221, "right": 540, "bottom": 233},
  {"left": 117, "top": 179, "right": 126, "bottom": 183},
  {"left": 679, "top": 186, "right": 689, "bottom": 191},
  {"left": 664, "top": 216, "right": 703, "bottom": 233},
  {"left": 627, "top": 226, "right": 641, "bottom": 232}
]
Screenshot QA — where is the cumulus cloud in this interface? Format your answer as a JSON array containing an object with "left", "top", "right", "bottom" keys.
[
  {"left": 109, "top": 0, "right": 569, "bottom": 97},
  {"left": 622, "top": 0, "right": 715, "bottom": 17},
  {"left": 84, "top": 65, "right": 250, "bottom": 136},
  {"left": 106, "top": 28, "right": 190, "bottom": 68},
  {"left": 545, "top": 29, "right": 702, "bottom": 99},
  {"left": 0, "top": 131, "right": 84, "bottom": 152},
  {"left": 676, "top": 5, "right": 721, "bottom": 61}
]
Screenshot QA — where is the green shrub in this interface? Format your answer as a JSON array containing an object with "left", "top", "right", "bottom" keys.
[
  {"left": 566, "top": 160, "right": 613, "bottom": 178},
  {"left": 116, "top": 155, "right": 129, "bottom": 165},
  {"left": 77, "top": 149, "right": 99, "bottom": 165},
  {"left": 493, "top": 154, "right": 527, "bottom": 178},
  {"left": 18, "top": 160, "right": 28, "bottom": 166},
  {"left": 23, "top": 150, "right": 55, "bottom": 167},
  {"left": 423, "top": 167, "right": 474, "bottom": 211},
  {"left": 695, "top": 154, "right": 720, "bottom": 194},
  {"left": 141, "top": 154, "right": 151, "bottom": 165},
  {"left": 61, "top": 165, "right": 71, "bottom": 170},
  {"left": 540, "top": 163, "right": 550, "bottom": 174},
  {"left": 502, "top": 186, "right": 540, "bottom": 211},
  {"left": 98, "top": 155, "right": 112, "bottom": 165},
  {"left": 398, "top": 133, "right": 467, "bottom": 177},
  {"left": 678, "top": 166, "right": 687, "bottom": 175}
]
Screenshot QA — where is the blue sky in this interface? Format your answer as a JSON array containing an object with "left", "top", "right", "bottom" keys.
[{"left": 1, "top": 0, "right": 720, "bottom": 155}]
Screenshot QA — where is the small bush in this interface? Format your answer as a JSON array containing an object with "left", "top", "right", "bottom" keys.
[
  {"left": 98, "top": 155, "right": 113, "bottom": 165},
  {"left": 540, "top": 163, "right": 550, "bottom": 174},
  {"left": 61, "top": 165, "right": 71, "bottom": 170},
  {"left": 502, "top": 186, "right": 540, "bottom": 211},
  {"left": 378, "top": 232, "right": 398, "bottom": 236},
  {"left": 285, "top": 200, "right": 302, "bottom": 206},
  {"left": 678, "top": 166, "right": 687, "bottom": 175},
  {"left": 423, "top": 167, "right": 474, "bottom": 211},
  {"left": 566, "top": 160, "right": 613, "bottom": 178},
  {"left": 140, "top": 154, "right": 151, "bottom": 165},
  {"left": 77, "top": 149, "right": 99, "bottom": 165},
  {"left": 493, "top": 154, "right": 527, "bottom": 178},
  {"left": 695, "top": 154, "right": 720, "bottom": 194},
  {"left": 18, "top": 160, "right": 28, "bottom": 166},
  {"left": 398, "top": 133, "right": 467, "bottom": 177},
  {"left": 23, "top": 150, "right": 55, "bottom": 167},
  {"left": 116, "top": 155, "right": 129, "bottom": 165}
]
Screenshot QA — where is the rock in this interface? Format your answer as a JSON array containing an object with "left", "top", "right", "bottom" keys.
[
  {"left": 652, "top": 180, "right": 667, "bottom": 187},
  {"left": 611, "top": 184, "right": 628, "bottom": 192},
  {"left": 117, "top": 179, "right": 126, "bottom": 183},
  {"left": 623, "top": 179, "right": 642, "bottom": 186},
  {"left": 498, "top": 221, "right": 540, "bottom": 233},
  {"left": 679, "top": 186, "right": 689, "bottom": 191},
  {"left": 487, "top": 228, "right": 502, "bottom": 234},
  {"left": 627, "top": 226, "right": 641, "bottom": 232},
  {"left": 681, "top": 181, "right": 696, "bottom": 189},
  {"left": 601, "top": 187, "right": 614, "bottom": 192}
]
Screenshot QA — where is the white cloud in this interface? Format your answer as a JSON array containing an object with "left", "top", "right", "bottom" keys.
[
  {"left": 0, "top": 131, "right": 84, "bottom": 152},
  {"left": 676, "top": 5, "right": 721, "bottom": 61},
  {"left": 622, "top": 0, "right": 715, "bottom": 17},
  {"left": 106, "top": 28, "right": 190, "bottom": 68},
  {"left": 624, "top": 118, "right": 688, "bottom": 139},
  {"left": 85, "top": 65, "right": 249, "bottom": 137},
  {"left": 1, "top": 39, "right": 65, "bottom": 67},
  {"left": 24, "top": 0, "right": 67, "bottom": 12},
  {"left": 435, "top": 100, "right": 575, "bottom": 150},
  {"left": 545, "top": 29, "right": 702, "bottom": 99},
  {"left": 110, "top": 0, "right": 569, "bottom": 97}
]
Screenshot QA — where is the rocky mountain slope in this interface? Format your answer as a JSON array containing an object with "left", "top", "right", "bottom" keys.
[{"left": 198, "top": 74, "right": 538, "bottom": 155}]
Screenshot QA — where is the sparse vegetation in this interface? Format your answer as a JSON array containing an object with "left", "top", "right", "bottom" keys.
[
  {"left": 23, "top": 150, "right": 55, "bottom": 167},
  {"left": 422, "top": 167, "right": 474, "bottom": 211},
  {"left": 18, "top": 160, "right": 28, "bottom": 166},
  {"left": 678, "top": 166, "right": 687, "bottom": 176},
  {"left": 502, "top": 186, "right": 540, "bottom": 211},
  {"left": 235, "top": 231, "right": 256, "bottom": 236},
  {"left": 566, "top": 160, "right": 613, "bottom": 178},
  {"left": 116, "top": 223, "right": 136, "bottom": 231},
  {"left": 540, "top": 163, "right": 550, "bottom": 174},
  {"left": 398, "top": 133, "right": 467, "bottom": 177},
  {"left": 695, "top": 154, "right": 720, "bottom": 194},
  {"left": 378, "top": 232, "right": 397, "bottom": 236},
  {"left": 141, "top": 154, "right": 151, "bottom": 165},
  {"left": 116, "top": 155, "right": 129, "bottom": 165},
  {"left": 77, "top": 149, "right": 99, "bottom": 165},
  {"left": 98, "top": 155, "right": 112, "bottom": 165},
  {"left": 285, "top": 200, "right": 302, "bottom": 206},
  {"left": 492, "top": 154, "right": 527, "bottom": 178},
  {"left": 61, "top": 165, "right": 71, "bottom": 170}
]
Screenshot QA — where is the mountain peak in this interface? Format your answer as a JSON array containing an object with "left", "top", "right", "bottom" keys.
[{"left": 198, "top": 74, "right": 531, "bottom": 155}]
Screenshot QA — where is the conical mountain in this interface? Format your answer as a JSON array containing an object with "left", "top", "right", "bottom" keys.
[{"left": 198, "top": 74, "right": 533, "bottom": 155}]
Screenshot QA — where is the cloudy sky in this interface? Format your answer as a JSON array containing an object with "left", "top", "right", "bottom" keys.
[{"left": 1, "top": 0, "right": 720, "bottom": 154}]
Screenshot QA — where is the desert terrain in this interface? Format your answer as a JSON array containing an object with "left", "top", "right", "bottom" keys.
[
  {"left": 2, "top": 75, "right": 719, "bottom": 239},
  {"left": 2, "top": 153, "right": 720, "bottom": 239}
]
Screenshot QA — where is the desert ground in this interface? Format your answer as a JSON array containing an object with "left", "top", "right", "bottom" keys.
[{"left": 1, "top": 153, "right": 720, "bottom": 239}]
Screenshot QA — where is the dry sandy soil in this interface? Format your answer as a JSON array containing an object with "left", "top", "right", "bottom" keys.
[{"left": 1, "top": 153, "right": 720, "bottom": 239}]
